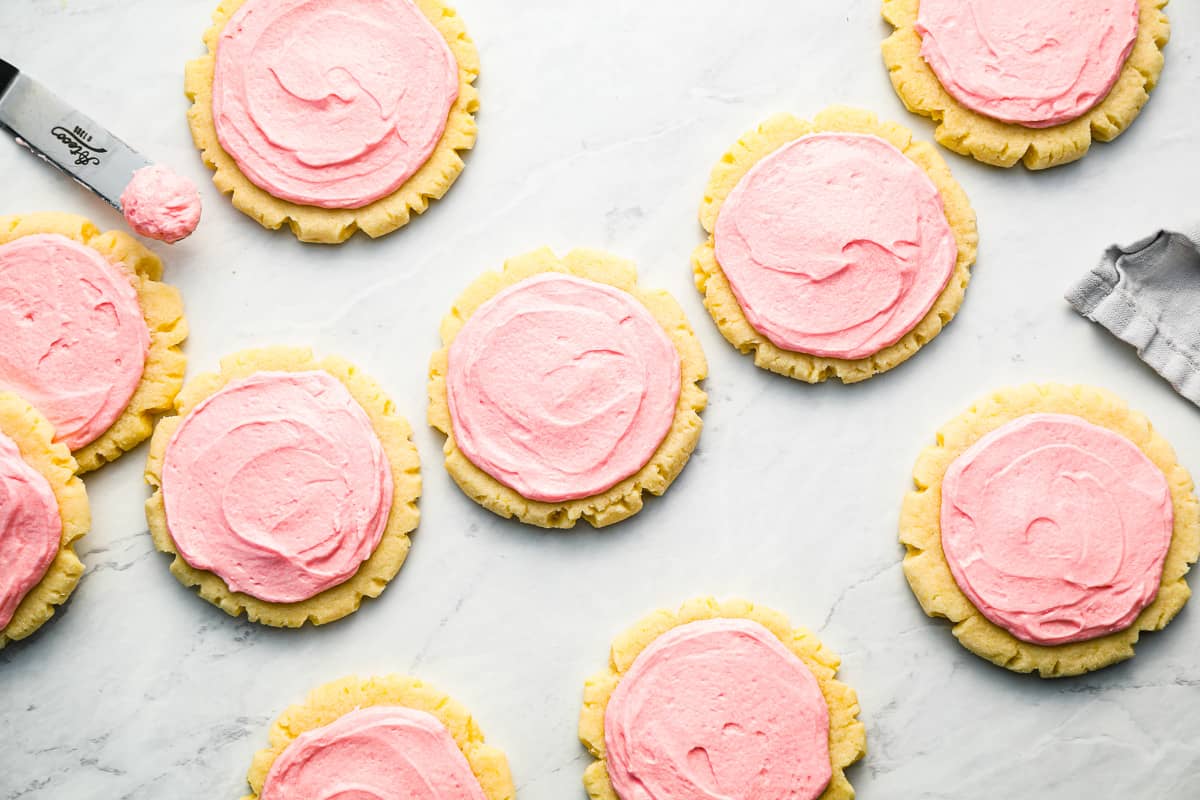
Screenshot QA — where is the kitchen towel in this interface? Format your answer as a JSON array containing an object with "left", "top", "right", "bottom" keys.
[{"left": 1066, "top": 224, "right": 1200, "bottom": 408}]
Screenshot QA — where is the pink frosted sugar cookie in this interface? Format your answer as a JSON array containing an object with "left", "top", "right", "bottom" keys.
[
  {"left": 693, "top": 108, "right": 977, "bottom": 383},
  {"left": 145, "top": 347, "right": 421, "bottom": 627},
  {"left": 580, "top": 599, "right": 866, "bottom": 800},
  {"left": 0, "top": 212, "right": 186, "bottom": 472},
  {"left": 882, "top": 0, "right": 1171, "bottom": 168},
  {"left": 186, "top": 0, "right": 480, "bottom": 242},
  {"left": 0, "top": 392, "right": 89, "bottom": 650},
  {"left": 902, "top": 384, "right": 1200, "bottom": 676},
  {"left": 239, "top": 675, "right": 513, "bottom": 800},
  {"left": 429, "top": 248, "right": 707, "bottom": 529}
]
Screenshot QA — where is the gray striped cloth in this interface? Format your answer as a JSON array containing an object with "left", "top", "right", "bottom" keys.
[{"left": 1067, "top": 224, "right": 1200, "bottom": 408}]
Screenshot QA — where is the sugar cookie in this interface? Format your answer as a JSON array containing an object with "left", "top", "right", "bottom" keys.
[
  {"left": 185, "top": 0, "right": 479, "bottom": 242},
  {"left": 882, "top": 0, "right": 1169, "bottom": 169},
  {"left": 241, "top": 674, "right": 513, "bottom": 800},
  {"left": 0, "top": 212, "right": 187, "bottom": 472},
  {"left": 145, "top": 346, "right": 420, "bottom": 627},
  {"left": 901, "top": 383, "right": 1200, "bottom": 676},
  {"left": 0, "top": 393, "right": 89, "bottom": 650},
  {"left": 429, "top": 248, "right": 707, "bottom": 528},
  {"left": 693, "top": 107, "right": 976, "bottom": 383},
  {"left": 580, "top": 597, "right": 866, "bottom": 800}
]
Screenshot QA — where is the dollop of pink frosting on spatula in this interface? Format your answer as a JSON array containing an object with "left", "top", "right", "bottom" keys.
[
  {"left": 120, "top": 165, "right": 202, "bottom": 244},
  {"left": 941, "top": 413, "right": 1173, "bottom": 645}
]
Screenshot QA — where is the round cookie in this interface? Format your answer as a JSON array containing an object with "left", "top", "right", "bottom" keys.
[
  {"left": 185, "top": 0, "right": 480, "bottom": 243},
  {"left": 241, "top": 674, "right": 513, "bottom": 800},
  {"left": 693, "top": 107, "right": 977, "bottom": 384},
  {"left": 428, "top": 247, "right": 707, "bottom": 529},
  {"left": 0, "top": 393, "right": 89, "bottom": 650},
  {"left": 882, "top": 0, "right": 1170, "bottom": 169},
  {"left": 0, "top": 212, "right": 187, "bottom": 472},
  {"left": 580, "top": 597, "right": 866, "bottom": 800},
  {"left": 144, "top": 346, "right": 420, "bottom": 627},
  {"left": 901, "top": 384, "right": 1200, "bottom": 677}
]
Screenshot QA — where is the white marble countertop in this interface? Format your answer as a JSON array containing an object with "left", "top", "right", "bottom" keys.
[{"left": 2, "top": 1, "right": 1199, "bottom": 798}]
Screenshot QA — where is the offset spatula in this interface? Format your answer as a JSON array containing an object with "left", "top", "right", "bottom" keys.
[{"left": 0, "top": 57, "right": 151, "bottom": 211}]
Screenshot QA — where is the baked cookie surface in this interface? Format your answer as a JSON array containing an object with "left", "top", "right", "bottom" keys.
[
  {"left": 693, "top": 107, "right": 976, "bottom": 383},
  {"left": 0, "top": 393, "right": 89, "bottom": 650},
  {"left": 241, "top": 674, "right": 513, "bottom": 800},
  {"left": 882, "top": 0, "right": 1170, "bottom": 169},
  {"left": 144, "top": 346, "right": 421, "bottom": 627},
  {"left": 580, "top": 597, "right": 866, "bottom": 800},
  {"left": 0, "top": 212, "right": 187, "bottom": 472},
  {"left": 428, "top": 248, "right": 707, "bottom": 529},
  {"left": 901, "top": 383, "right": 1200, "bottom": 676},
  {"left": 185, "top": 0, "right": 480, "bottom": 243}
]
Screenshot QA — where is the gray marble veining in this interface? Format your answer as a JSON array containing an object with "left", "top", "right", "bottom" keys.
[{"left": 1, "top": 1, "right": 1199, "bottom": 798}]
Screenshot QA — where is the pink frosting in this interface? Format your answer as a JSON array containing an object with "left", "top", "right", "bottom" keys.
[
  {"left": 120, "top": 165, "right": 202, "bottom": 244},
  {"left": 605, "top": 618, "right": 832, "bottom": 800},
  {"left": 916, "top": 0, "right": 1140, "bottom": 128},
  {"left": 260, "top": 705, "right": 489, "bottom": 800},
  {"left": 161, "top": 370, "right": 393, "bottom": 604},
  {"left": 713, "top": 133, "right": 957, "bottom": 359},
  {"left": 941, "top": 413, "right": 1174, "bottom": 645},
  {"left": 0, "top": 234, "right": 149, "bottom": 451},
  {"left": 446, "top": 273, "right": 680, "bottom": 503},
  {"left": 0, "top": 430, "right": 61, "bottom": 630},
  {"left": 212, "top": 0, "right": 460, "bottom": 209}
]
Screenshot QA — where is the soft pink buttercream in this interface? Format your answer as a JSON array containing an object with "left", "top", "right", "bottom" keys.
[
  {"left": 161, "top": 370, "right": 393, "bottom": 604},
  {"left": 120, "top": 165, "right": 202, "bottom": 244},
  {"left": 916, "top": 0, "right": 1140, "bottom": 128},
  {"left": 212, "top": 0, "right": 460, "bottom": 209},
  {"left": 0, "top": 430, "right": 61, "bottom": 630},
  {"left": 0, "top": 234, "right": 149, "bottom": 451},
  {"left": 605, "top": 618, "right": 832, "bottom": 800},
  {"left": 713, "top": 133, "right": 957, "bottom": 359},
  {"left": 260, "top": 705, "right": 489, "bottom": 800},
  {"left": 446, "top": 273, "right": 680, "bottom": 503},
  {"left": 941, "top": 413, "right": 1174, "bottom": 645}
]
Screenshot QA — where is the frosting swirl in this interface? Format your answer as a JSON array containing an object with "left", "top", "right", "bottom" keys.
[
  {"left": 260, "top": 705, "right": 489, "bottom": 800},
  {"left": 605, "top": 618, "right": 832, "bottom": 800},
  {"left": 0, "top": 430, "right": 61, "bottom": 630},
  {"left": 446, "top": 273, "right": 681, "bottom": 503},
  {"left": 161, "top": 371, "right": 393, "bottom": 603},
  {"left": 212, "top": 0, "right": 460, "bottom": 209},
  {"left": 0, "top": 234, "right": 149, "bottom": 451},
  {"left": 916, "top": 0, "right": 1140, "bottom": 128},
  {"left": 941, "top": 413, "right": 1174, "bottom": 645},
  {"left": 120, "top": 165, "right": 202, "bottom": 244},
  {"left": 713, "top": 133, "right": 957, "bottom": 359}
]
